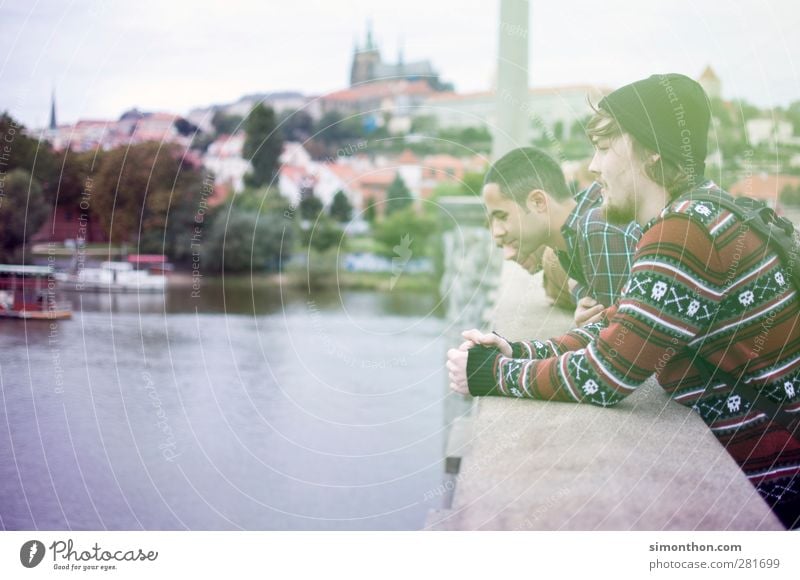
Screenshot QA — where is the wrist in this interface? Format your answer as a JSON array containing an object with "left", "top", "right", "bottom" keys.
[{"left": 466, "top": 346, "right": 502, "bottom": 397}]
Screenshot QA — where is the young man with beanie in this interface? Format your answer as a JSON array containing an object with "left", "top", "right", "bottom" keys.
[
  {"left": 447, "top": 73, "right": 800, "bottom": 529},
  {"left": 482, "top": 146, "right": 642, "bottom": 324}
]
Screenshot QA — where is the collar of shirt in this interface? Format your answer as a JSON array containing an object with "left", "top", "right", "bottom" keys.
[{"left": 561, "top": 181, "right": 604, "bottom": 242}]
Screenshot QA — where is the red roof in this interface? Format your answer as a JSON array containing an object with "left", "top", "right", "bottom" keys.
[
  {"left": 728, "top": 174, "right": 800, "bottom": 202},
  {"left": 324, "top": 80, "right": 434, "bottom": 103},
  {"left": 397, "top": 149, "right": 420, "bottom": 165},
  {"left": 323, "top": 163, "right": 359, "bottom": 184},
  {"left": 127, "top": 254, "right": 168, "bottom": 264}
]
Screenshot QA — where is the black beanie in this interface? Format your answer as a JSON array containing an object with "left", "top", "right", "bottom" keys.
[{"left": 598, "top": 73, "right": 710, "bottom": 180}]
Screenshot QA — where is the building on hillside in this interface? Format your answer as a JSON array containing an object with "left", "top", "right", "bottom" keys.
[
  {"left": 417, "top": 85, "right": 610, "bottom": 135},
  {"left": 349, "top": 22, "right": 450, "bottom": 91},
  {"left": 728, "top": 173, "right": 800, "bottom": 207},
  {"left": 698, "top": 65, "right": 722, "bottom": 100},
  {"left": 203, "top": 132, "right": 251, "bottom": 193},
  {"left": 321, "top": 79, "right": 437, "bottom": 134},
  {"left": 746, "top": 118, "right": 796, "bottom": 147},
  {"left": 43, "top": 109, "right": 191, "bottom": 152}
]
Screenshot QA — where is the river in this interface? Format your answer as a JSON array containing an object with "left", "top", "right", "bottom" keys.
[{"left": 0, "top": 280, "right": 449, "bottom": 530}]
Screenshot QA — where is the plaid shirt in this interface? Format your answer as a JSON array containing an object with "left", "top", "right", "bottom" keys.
[{"left": 556, "top": 182, "right": 642, "bottom": 307}]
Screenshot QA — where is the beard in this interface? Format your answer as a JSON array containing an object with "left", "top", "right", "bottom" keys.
[{"left": 605, "top": 198, "right": 637, "bottom": 226}]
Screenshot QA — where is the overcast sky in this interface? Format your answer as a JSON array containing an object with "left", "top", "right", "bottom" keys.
[{"left": 1, "top": 0, "right": 798, "bottom": 128}]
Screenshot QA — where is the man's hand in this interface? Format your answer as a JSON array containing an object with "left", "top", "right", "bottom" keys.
[
  {"left": 447, "top": 348, "right": 469, "bottom": 395},
  {"left": 460, "top": 329, "right": 512, "bottom": 356},
  {"left": 574, "top": 296, "right": 605, "bottom": 326}
]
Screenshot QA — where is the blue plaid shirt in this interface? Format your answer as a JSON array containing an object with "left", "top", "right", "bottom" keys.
[{"left": 556, "top": 182, "right": 642, "bottom": 307}]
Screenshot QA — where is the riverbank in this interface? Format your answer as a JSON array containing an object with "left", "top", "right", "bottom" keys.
[{"left": 168, "top": 270, "right": 440, "bottom": 293}]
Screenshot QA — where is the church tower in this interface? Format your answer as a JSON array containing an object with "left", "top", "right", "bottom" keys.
[{"left": 349, "top": 21, "right": 381, "bottom": 86}]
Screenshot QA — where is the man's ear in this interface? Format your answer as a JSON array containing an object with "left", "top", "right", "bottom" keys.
[{"left": 525, "top": 189, "right": 549, "bottom": 213}]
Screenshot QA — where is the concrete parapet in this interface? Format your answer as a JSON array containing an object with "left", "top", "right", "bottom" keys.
[{"left": 429, "top": 262, "right": 783, "bottom": 530}]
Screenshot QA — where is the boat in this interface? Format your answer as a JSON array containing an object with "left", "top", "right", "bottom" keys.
[
  {"left": 56, "top": 260, "right": 167, "bottom": 293},
  {"left": 0, "top": 265, "right": 72, "bottom": 320}
]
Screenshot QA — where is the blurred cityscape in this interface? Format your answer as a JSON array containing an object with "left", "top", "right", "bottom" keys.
[{"left": 3, "top": 22, "right": 800, "bottom": 285}]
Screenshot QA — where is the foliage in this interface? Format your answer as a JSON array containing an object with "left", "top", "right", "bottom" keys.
[
  {"left": 0, "top": 169, "right": 49, "bottom": 261},
  {"left": 299, "top": 193, "right": 323, "bottom": 220},
  {"left": 279, "top": 109, "right": 314, "bottom": 142},
  {"left": 329, "top": 190, "right": 353, "bottom": 222},
  {"left": 313, "top": 111, "right": 365, "bottom": 147},
  {"left": 301, "top": 216, "right": 345, "bottom": 253},
  {"left": 243, "top": 104, "right": 283, "bottom": 188},
  {"left": 384, "top": 173, "right": 414, "bottom": 216},
  {"left": 91, "top": 142, "right": 200, "bottom": 245},
  {"left": 372, "top": 207, "right": 437, "bottom": 258},
  {"left": 0, "top": 113, "right": 59, "bottom": 191},
  {"left": 205, "top": 209, "right": 294, "bottom": 273},
  {"left": 211, "top": 111, "right": 244, "bottom": 135},
  {"left": 780, "top": 184, "right": 800, "bottom": 206}
]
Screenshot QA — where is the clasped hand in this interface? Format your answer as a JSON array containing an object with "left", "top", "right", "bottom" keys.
[{"left": 446, "top": 329, "right": 512, "bottom": 395}]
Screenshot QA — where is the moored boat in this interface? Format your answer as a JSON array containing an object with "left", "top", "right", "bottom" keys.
[{"left": 0, "top": 265, "right": 72, "bottom": 320}]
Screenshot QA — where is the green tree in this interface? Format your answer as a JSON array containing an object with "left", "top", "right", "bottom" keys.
[
  {"left": 0, "top": 114, "right": 58, "bottom": 193},
  {"left": 372, "top": 207, "right": 437, "bottom": 258},
  {"left": 0, "top": 169, "right": 50, "bottom": 261},
  {"left": 329, "top": 190, "right": 353, "bottom": 222},
  {"left": 279, "top": 109, "right": 314, "bottom": 142},
  {"left": 384, "top": 174, "right": 414, "bottom": 216},
  {"left": 243, "top": 104, "right": 283, "bottom": 188},
  {"left": 429, "top": 181, "right": 462, "bottom": 200},
  {"left": 461, "top": 171, "right": 486, "bottom": 196},
  {"left": 780, "top": 184, "right": 800, "bottom": 206},
  {"left": 299, "top": 193, "right": 323, "bottom": 220},
  {"left": 92, "top": 142, "right": 200, "bottom": 245},
  {"left": 205, "top": 209, "right": 294, "bottom": 273},
  {"left": 302, "top": 216, "right": 345, "bottom": 253},
  {"left": 314, "top": 111, "right": 365, "bottom": 146},
  {"left": 363, "top": 203, "right": 377, "bottom": 223},
  {"left": 211, "top": 111, "right": 244, "bottom": 135}
]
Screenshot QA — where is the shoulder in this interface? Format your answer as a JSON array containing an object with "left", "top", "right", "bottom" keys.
[
  {"left": 654, "top": 182, "right": 738, "bottom": 239},
  {"left": 574, "top": 181, "right": 603, "bottom": 212}
]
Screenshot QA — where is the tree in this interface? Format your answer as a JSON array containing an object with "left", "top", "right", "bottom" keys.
[
  {"left": 205, "top": 209, "right": 294, "bottom": 273},
  {"left": 780, "top": 184, "right": 800, "bottom": 206},
  {"left": 372, "top": 207, "right": 437, "bottom": 258},
  {"left": 0, "top": 169, "right": 50, "bottom": 261},
  {"left": 299, "top": 192, "right": 323, "bottom": 221},
  {"left": 384, "top": 174, "right": 414, "bottom": 216},
  {"left": 243, "top": 104, "right": 283, "bottom": 188},
  {"left": 314, "top": 111, "right": 364, "bottom": 146},
  {"left": 279, "top": 109, "right": 314, "bottom": 142},
  {"left": 329, "top": 190, "right": 353, "bottom": 222},
  {"left": 461, "top": 171, "right": 486, "bottom": 196},
  {"left": 92, "top": 142, "right": 200, "bottom": 245},
  {"left": 302, "top": 216, "right": 345, "bottom": 253},
  {"left": 211, "top": 111, "right": 244, "bottom": 135},
  {"left": 0, "top": 113, "right": 58, "bottom": 192}
]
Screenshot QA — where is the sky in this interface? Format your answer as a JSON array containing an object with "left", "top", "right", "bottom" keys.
[{"left": 1, "top": 0, "right": 798, "bottom": 129}]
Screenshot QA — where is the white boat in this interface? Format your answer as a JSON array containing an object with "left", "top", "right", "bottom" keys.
[{"left": 56, "top": 261, "right": 166, "bottom": 293}]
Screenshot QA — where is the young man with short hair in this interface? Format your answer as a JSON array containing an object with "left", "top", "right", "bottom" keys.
[
  {"left": 448, "top": 74, "right": 800, "bottom": 529},
  {"left": 482, "top": 146, "right": 641, "bottom": 324}
]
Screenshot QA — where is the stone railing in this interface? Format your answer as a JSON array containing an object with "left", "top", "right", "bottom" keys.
[{"left": 428, "top": 257, "right": 783, "bottom": 530}]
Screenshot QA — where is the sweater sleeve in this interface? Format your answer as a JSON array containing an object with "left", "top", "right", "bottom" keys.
[
  {"left": 468, "top": 213, "right": 726, "bottom": 405},
  {"left": 508, "top": 311, "right": 613, "bottom": 359}
]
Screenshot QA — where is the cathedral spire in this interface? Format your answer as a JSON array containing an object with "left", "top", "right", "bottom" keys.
[{"left": 365, "top": 18, "right": 375, "bottom": 51}]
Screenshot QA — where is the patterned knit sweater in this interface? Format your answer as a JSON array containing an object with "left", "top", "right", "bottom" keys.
[{"left": 467, "top": 184, "right": 800, "bottom": 514}]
